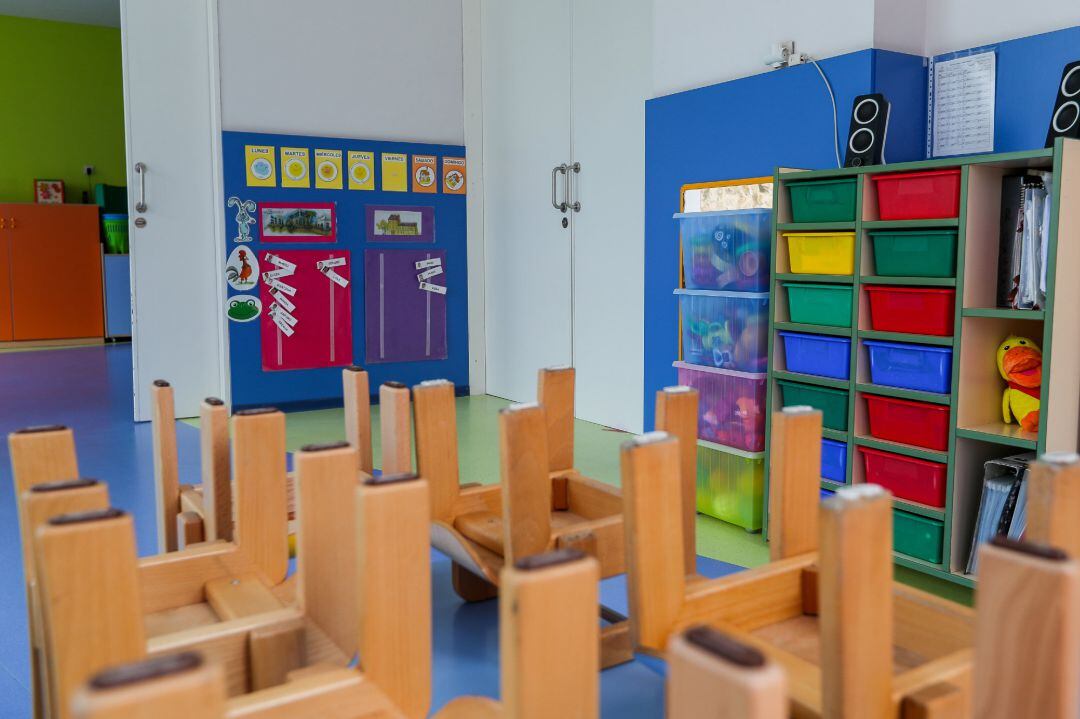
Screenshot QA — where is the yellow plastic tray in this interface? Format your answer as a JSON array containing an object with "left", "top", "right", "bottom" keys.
[{"left": 783, "top": 231, "right": 856, "bottom": 275}]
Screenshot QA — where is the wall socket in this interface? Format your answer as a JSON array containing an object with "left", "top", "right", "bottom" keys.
[{"left": 83, "top": 165, "right": 94, "bottom": 176}]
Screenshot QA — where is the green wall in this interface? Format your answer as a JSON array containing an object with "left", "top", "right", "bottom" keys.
[{"left": 0, "top": 15, "right": 126, "bottom": 203}]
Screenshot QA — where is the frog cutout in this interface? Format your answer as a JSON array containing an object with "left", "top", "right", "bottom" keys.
[{"left": 226, "top": 295, "right": 262, "bottom": 322}]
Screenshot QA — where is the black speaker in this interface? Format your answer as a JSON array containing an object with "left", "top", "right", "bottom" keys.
[
  {"left": 1045, "top": 61, "right": 1080, "bottom": 147},
  {"left": 844, "top": 93, "right": 890, "bottom": 168}
]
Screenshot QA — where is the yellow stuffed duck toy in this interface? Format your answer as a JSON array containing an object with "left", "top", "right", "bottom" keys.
[{"left": 996, "top": 335, "right": 1041, "bottom": 433}]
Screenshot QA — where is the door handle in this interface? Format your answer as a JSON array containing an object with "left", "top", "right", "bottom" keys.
[
  {"left": 134, "top": 162, "right": 147, "bottom": 213},
  {"left": 551, "top": 164, "right": 568, "bottom": 213},
  {"left": 565, "top": 162, "right": 581, "bottom": 212},
  {"left": 9, "top": 217, "right": 15, "bottom": 229}
]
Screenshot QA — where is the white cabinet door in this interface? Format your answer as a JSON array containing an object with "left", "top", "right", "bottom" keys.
[
  {"left": 121, "top": 0, "right": 227, "bottom": 420},
  {"left": 482, "top": 0, "right": 574, "bottom": 405},
  {"left": 570, "top": 0, "right": 651, "bottom": 432}
]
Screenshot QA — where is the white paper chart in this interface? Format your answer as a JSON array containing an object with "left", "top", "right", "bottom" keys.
[{"left": 931, "top": 51, "right": 996, "bottom": 157}]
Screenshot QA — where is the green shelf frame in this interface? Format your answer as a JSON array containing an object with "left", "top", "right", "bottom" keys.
[
  {"left": 774, "top": 273, "right": 854, "bottom": 284},
  {"left": 761, "top": 141, "right": 1075, "bottom": 588},
  {"left": 776, "top": 221, "right": 857, "bottom": 232},
  {"left": 862, "top": 218, "right": 960, "bottom": 230},
  {"left": 857, "top": 329, "right": 954, "bottom": 346},
  {"left": 861, "top": 275, "right": 956, "bottom": 287}
]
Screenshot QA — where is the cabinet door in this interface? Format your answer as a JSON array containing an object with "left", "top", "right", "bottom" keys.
[
  {"left": 481, "top": 0, "right": 574, "bottom": 405},
  {"left": 0, "top": 230, "right": 12, "bottom": 341},
  {"left": 569, "top": 0, "right": 651, "bottom": 432},
  {"left": 6, "top": 204, "right": 103, "bottom": 340}
]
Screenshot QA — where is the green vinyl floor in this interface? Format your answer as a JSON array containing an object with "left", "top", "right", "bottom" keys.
[{"left": 192, "top": 393, "right": 971, "bottom": 606}]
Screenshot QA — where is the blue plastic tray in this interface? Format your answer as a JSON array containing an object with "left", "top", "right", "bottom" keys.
[
  {"left": 863, "top": 339, "right": 953, "bottom": 394},
  {"left": 821, "top": 438, "right": 848, "bottom": 483},
  {"left": 778, "top": 331, "right": 851, "bottom": 380}
]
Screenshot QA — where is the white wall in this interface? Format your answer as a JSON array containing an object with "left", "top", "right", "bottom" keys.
[
  {"left": 217, "top": 0, "right": 464, "bottom": 144},
  {"left": 651, "top": 0, "right": 875, "bottom": 97},
  {"left": 923, "top": 1, "right": 1080, "bottom": 57}
]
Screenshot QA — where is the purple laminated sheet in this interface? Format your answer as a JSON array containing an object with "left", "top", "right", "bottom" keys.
[{"left": 364, "top": 249, "right": 447, "bottom": 363}]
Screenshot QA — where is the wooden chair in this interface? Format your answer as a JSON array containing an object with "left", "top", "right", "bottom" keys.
[
  {"left": 622, "top": 406, "right": 976, "bottom": 718},
  {"left": 69, "top": 471, "right": 432, "bottom": 719},
  {"left": 150, "top": 366, "right": 376, "bottom": 550},
  {"left": 667, "top": 625, "right": 786, "bottom": 719},
  {"left": 15, "top": 410, "right": 348, "bottom": 718},
  {"left": 973, "top": 536, "right": 1080, "bottom": 719},
  {"left": 434, "top": 548, "right": 600, "bottom": 719}
]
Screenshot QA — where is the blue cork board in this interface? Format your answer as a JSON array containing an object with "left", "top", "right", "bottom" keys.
[{"left": 222, "top": 131, "right": 469, "bottom": 409}]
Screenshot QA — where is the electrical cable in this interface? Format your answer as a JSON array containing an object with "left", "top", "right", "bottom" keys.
[{"left": 804, "top": 55, "right": 842, "bottom": 168}]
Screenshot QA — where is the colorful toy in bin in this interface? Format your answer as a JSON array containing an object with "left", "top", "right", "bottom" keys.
[
  {"left": 674, "top": 362, "right": 766, "bottom": 452},
  {"left": 676, "top": 290, "right": 769, "bottom": 372},
  {"left": 997, "top": 335, "right": 1041, "bottom": 432},
  {"left": 675, "top": 209, "right": 771, "bottom": 291}
]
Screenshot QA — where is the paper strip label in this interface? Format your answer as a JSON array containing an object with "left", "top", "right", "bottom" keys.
[
  {"left": 321, "top": 267, "right": 349, "bottom": 288},
  {"left": 270, "top": 290, "right": 295, "bottom": 313},
  {"left": 272, "top": 314, "right": 295, "bottom": 336},
  {"left": 415, "top": 257, "right": 442, "bottom": 269},
  {"left": 419, "top": 281, "right": 447, "bottom": 295},
  {"left": 317, "top": 257, "right": 347, "bottom": 269},
  {"left": 417, "top": 266, "right": 443, "bottom": 281},
  {"left": 264, "top": 253, "right": 297, "bottom": 272},
  {"left": 266, "top": 277, "right": 297, "bottom": 296},
  {"left": 263, "top": 267, "right": 294, "bottom": 280},
  {"left": 269, "top": 305, "right": 298, "bottom": 326}
]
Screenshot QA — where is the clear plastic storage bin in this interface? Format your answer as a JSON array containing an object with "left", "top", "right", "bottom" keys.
[
  {"left": 676, "top": 289, "right": 769, "bottom": 373},
  {"left": 674, "top": 361, "right": 766, "bottom": 452},
  {"left": 696, "top": 441, "right": 764, "bottom": 531},
  {"left": 675, "top": 209, "right": 772, "bottom": 291}
]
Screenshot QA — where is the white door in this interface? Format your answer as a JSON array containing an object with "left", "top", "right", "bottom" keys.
[
  {"left": 482, "top": 0, "right": 574, "bottom": 405},
  {"left": 570, "top": 0, "right": 651, "bottom": 433},
  {"left": 120, "top": 0, "right": 227, "bottom": 420}
]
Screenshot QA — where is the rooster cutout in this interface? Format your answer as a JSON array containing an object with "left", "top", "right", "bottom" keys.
[{"left": 225, "top": 247, "right": 259, "bottom": 290}]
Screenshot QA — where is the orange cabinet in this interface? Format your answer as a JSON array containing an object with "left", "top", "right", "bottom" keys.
[{"left": 0, "top": 204, "right": 104, "bottom": 341}]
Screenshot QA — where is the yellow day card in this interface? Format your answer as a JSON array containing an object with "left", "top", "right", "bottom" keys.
[
  {"left": 280, "top": 147, "right": 310, "bottom": 188},
  {"left": 381, "top": 152, "right": 408, "bottom": 192},
  {"left": 348, "top": 150, "right": 375, "bottom": 190},
  {"left": 314, "top": 149, "right": 343, "bottom": 189},
  {"left": 245, "top": 145, "right": 276, "bottom": 187}
]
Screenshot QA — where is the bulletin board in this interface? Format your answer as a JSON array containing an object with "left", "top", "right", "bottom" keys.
[{"left": 222, "top": 131, "right": 469, "bottom": 409}]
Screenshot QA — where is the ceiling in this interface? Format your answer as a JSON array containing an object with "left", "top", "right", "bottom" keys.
[{"left": 0, "top": 0, "right": 119, "bottom": 27}]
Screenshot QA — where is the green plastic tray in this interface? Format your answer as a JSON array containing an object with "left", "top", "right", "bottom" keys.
[
  {"left": 784, "top": 283, "right": 853, "bottom": 327},
  {"left": 893, "top": 509, "right": 944, "bottom": 563},
  {"left": 775, "top": 380, "right": 849, "bottom": 431},
  {"left": 870, "top": 229, "right": 958, "bottom": 278},
  {"left": 787, "top": 178, "right": 857, "bottom": 223}
]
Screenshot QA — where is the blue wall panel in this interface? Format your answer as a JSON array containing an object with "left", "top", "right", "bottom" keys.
[
  {"left": 642, "top": 49, "right": 925, "bottom": 429},
  {"left": 222, "top": 131, "right": 469, "bottom": 409}
]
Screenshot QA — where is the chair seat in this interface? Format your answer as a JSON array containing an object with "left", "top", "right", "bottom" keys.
[{"left": 453, "top": 511, "right": 505, "bottom": 556}]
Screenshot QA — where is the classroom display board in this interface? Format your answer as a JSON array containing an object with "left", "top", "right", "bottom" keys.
[{"left": 222, "top": 131, "right": 468, "bottom": 408}]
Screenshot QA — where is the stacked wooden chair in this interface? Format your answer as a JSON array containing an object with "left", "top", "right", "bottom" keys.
[
  {"left": 622, "top": 406, "right": 976, "bottom": 717},
  {"left": 149, "top": 366, "right": 376, "bottom": 551},
  {"left": 411, "top": 367, "right": 698, "bottom": 667},
  {"left": 11, "top": 411, "right": 409, "bottom": 718}
]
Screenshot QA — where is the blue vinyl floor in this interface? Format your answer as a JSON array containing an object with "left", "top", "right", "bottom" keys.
[{"left": 0, "top": 344, "right": 741, "bottom": 718}]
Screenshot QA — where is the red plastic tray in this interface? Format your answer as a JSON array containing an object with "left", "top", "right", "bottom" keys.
[
  {"left": 864, "top": 394, "right": 950, "bottom": 451},
  {"left": 858, "top": 446, "right": 947, "bottom": 507},
  {"left": 865, "top": 286, "right": 955, "bottom": 337},
  {"left": 871, "top": 168, "right": 961, "bottom": 221}
]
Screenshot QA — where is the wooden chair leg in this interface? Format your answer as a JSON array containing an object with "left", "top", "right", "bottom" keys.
[
  {"left": 1027, "top": 452, "right": 1080, "bottom": 557},
  {"left": 343, "top": 366, "right": 374, "bottom": 475},
  {"left": 537, "top": 366, "right": 575, "bottom": 474},
  {"left": 199, "top": 397, "right": 231, "bottom": 542},
  {"left": 378, "top": 382, "right": 413, "bottom": 476},
  {"left": 358, "top": 473, "right": 431, "bottom": 719},
  {"left": 975, "top": 537, "right": 1080, "bottom": 718},
  {"left": 655, "top": 385, "right": 700, "bottom": 575},
  {"left": 667, "top": 625, "right": 786, "bottom": 719},
  {"left": 35, "top": 508, "right": 146, "bottom": 719},
  {"left": 499, "top": 403, "right": 552, "bottom": 563},
  {"left": 501, "top": 549, "right": 600, "bottom": 719},
  {"left": 819, "top": 485, "right": 893, "bottom": 718},
  {"left": 451, "top": 562, "right": 498, "bottom": 602},
  {"left": 150, "top": 380, "right": 180, "bottom": 553},
  {"left": 71, "top": 653, "right": 225, "bottom": 719},
  {"left": 768, "top": 406, "right": 823, "bottom": 561},
  {"left": 413, "top": 379, "right": 461, "bottom": 522},
  {"left": 232, "top": 408, "right": 288, "bottom": 584}
]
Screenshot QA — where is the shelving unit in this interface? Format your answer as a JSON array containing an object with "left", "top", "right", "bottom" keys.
[{"left": 763, "top": 140, "right": 1080, "bottom": 587}]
